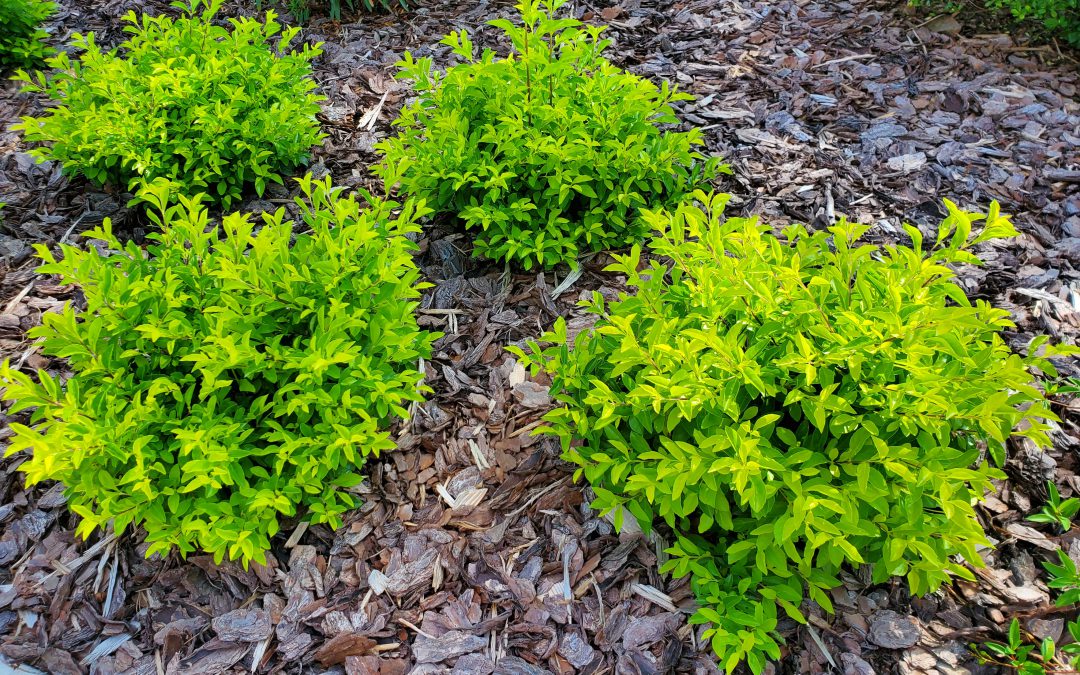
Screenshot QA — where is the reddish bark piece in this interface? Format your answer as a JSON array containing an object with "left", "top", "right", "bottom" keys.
[{"left": 312, "top": 633, "right": 377, "bottom": 666}]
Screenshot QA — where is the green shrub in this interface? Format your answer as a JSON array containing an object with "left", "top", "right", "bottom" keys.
[
  {"left": 0, "top": 175, "right": 436, "bottom": 567},
  {"left": 973, "top": 617, "right": 1080, "bottom": 674},
  {"left": 376, "top": 0, "right": 725, "bottom": 269},
  {"left": 1004, "top": 0, "right": 1080, "bottom": 45},
  {"left": 910, "top": 0, "right": 1080, "bottom": 47},
  {"left": 995, "top": 0, "right": 1080, "bottom": 45},
  {"left": 0, "top": 0, "right": 54, "bottom": 71},
  {"left": 13, "top": 0, "right": 325, "bottom": 208},
  {"left": 259, "top": 0, "right": 405, "bottom": 22},
  {"left": 512, "top": 192, "right": 1077, "bottom": 673},
  {"left": 973, "top": 552, "right": 1080, "bottom": 672}
]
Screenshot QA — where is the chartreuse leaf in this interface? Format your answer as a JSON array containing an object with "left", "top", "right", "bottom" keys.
[
  {"left": 512, "top": 194, "right": 1074, "bottom": 672},
  {"left": 0, "top": 175, "right": 437, "bottom": 568}
]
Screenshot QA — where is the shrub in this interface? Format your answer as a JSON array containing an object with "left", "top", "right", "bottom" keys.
[
  {"left": 973, "top": 552, "right": 1080, "bottom": 672},
  {"left": 910, "top": 0, "right": 1080, "bottom": 47},
  {"left": 260, "top": 0, "right": 405, "bottom": 22},
  {"left": 973, "top": 617, "right": 1080, "bottom": 674},
  {"left": 0, "top": 175, "right": 436, "bottom": 567},
  {"left": 0, "top": 0, "right": 54, "bottom": 71},
  {"left": 511, "top": 192, "right": 1077, "bottom": 673},
  {"left": 13, "top": 0, "right": 325, "bottom": 209},
  {"left": 996, "top": 0, "right": 1080, "bottom": 45},
  {"left": 376, "top": 0, "right": 725, "bottom": 269}
]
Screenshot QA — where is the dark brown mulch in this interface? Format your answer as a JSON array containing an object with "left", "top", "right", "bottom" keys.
[{"left": 0, "top": 0, "right": 1078, "bottom": 673}]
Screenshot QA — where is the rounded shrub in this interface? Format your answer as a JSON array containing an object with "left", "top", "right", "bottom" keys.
[
  {"left": 0, "top": 176, "right": 436, "bottom": 567},
  {"left": 377, "top": 0, "right": 726, "bottom": 269},
  {"left": 13, "top": 0, "right": 325, "bottom": 208},
  {"left": 512, "top": 192, "right": 1077, "bottom": 673},
  {"left": 0, "top": 0, "right": 54, "bottom": 71}
]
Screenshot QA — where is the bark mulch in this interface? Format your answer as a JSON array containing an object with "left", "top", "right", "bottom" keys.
[{"left": 0, "top": 0, "right": 1077, "bottom": 673}]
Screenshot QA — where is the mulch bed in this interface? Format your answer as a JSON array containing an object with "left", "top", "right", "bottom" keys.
[{"left": 0, "top": 0, "right": 1078, "bottom": 673}]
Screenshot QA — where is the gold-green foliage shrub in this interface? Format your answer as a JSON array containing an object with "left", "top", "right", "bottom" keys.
[
  {"left": 512, "top": 193, "right": 1077, "bottom": 673},
  {"left": 377, "top": 0, "right": 726, "bottom": 269},
  {"left": 13, "top": 0, "right": 325, "bottom": 208},
  {"left": 0, "top": 176, "right": 436, "bottom": 566},
  {"left": 0, "top": 0, "right": 54, "bottom": 71}
]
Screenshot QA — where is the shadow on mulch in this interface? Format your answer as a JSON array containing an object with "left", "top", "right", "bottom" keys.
[{"left": 0, "top": 0, "right": 1079, "bottom": 672}]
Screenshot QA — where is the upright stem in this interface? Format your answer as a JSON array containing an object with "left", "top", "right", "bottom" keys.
[
  {"left": 524, "top": 22, "right": 533, "bottom": 127},
  {"left": 547, "top": 30, "right": 554, "bottom": 104}
]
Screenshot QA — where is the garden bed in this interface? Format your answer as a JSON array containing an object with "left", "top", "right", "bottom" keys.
[{"left": 0, "top": 0, "right": 1077, "bottom": 673}]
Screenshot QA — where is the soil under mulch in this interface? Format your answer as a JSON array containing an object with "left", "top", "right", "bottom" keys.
[{"left": 0, "top": 0, "right": 1078, "bottom": 673}]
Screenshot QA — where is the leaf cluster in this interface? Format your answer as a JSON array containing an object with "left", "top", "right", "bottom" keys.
[
  {"left": 909, "top": 0, "right": 1080, "bottom": 47},
  {"left": 0, "top": 175, "right": 436, "bottom": 567},
  {"left": 1044, "top": 548, "right": 1080, "bottom": 606},
  {"left": 1028, "top": 481, "right": 1080, "bottom": 533},
  {"left": 259, "top": 0, "right": 406, "bottom": 22},
  {"left": 1045, "top": 376, "right": 1080, "bottom": 397},
  {"left": 13, "top": 0, "right": 325, "bottom": 208},
  {"left": 974, "top": 548, "right": 1080, "bottom": 672},
  {"left": 377, "top": 0, "right": 725, "bottom": 269},
  {"left": 0, "top": 0, "right": 54, "bottom": 71},
  {"left": 973, "top": 618, "right": 1080, "bottom": 674},
  {"left": 987, "top": 0, "right": 1080, "bottom": 45},
  {"left": 512, "top": 192, "right": 1077, "bottom": 673}
]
